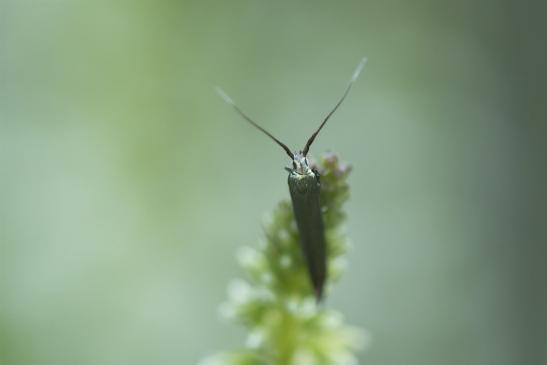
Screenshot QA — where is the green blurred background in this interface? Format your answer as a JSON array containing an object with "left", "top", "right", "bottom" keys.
[{"left": 1, "top": 0, "right": 545, "bottom": 364}]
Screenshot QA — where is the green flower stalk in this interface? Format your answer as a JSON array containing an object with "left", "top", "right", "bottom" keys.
[{"left": 200, "top": 152, "right": 366, "bottom": 365}]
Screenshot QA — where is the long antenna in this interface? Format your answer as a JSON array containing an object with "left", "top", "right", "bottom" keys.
[
  {"left": 302, "top": 57, "right": 367, "bottom": 156},
  {"left": 215, "top": 87, "right": 294, "bottom": 159}
]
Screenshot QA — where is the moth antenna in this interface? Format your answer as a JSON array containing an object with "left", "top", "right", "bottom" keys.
[
  {"left": 302, "top": 57, "right": 367, "bottom": 156},
  {"left": 215, "top": 86, "right": 294, "bottom": 159}
]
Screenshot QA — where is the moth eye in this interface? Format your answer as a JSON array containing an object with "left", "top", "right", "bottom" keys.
[{"left": 292, "top": 161, "right": 297, "bottom": 169}]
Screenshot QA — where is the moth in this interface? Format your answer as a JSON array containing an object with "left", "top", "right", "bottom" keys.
[{"left": 216, "top": 58, "right": 366, "bottom": 301}]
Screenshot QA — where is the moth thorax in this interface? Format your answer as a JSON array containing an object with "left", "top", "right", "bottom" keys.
[{"left": 292, "top": 152, "right": 313, "bottom": 176}]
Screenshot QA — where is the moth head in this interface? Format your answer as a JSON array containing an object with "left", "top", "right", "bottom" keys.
[
  {"left": 216, "top": 57, "right": 366, "bottom": 173},
  {"left": 291, "top": 151, "right": 313, "bottom": 175}
]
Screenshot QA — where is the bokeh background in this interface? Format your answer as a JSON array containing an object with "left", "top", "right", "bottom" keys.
[{"left": 1, "top": 0, "right": 545, "bottom": 364}]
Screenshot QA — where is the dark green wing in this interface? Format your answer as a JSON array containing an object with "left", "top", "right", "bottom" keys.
[{"left": 288, "top": 172, "right": 326, "bottom": 301}]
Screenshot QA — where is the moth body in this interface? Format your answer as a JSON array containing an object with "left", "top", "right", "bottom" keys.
[{"left": 287, "top": 153, "right": 326, "bottom": 301}]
